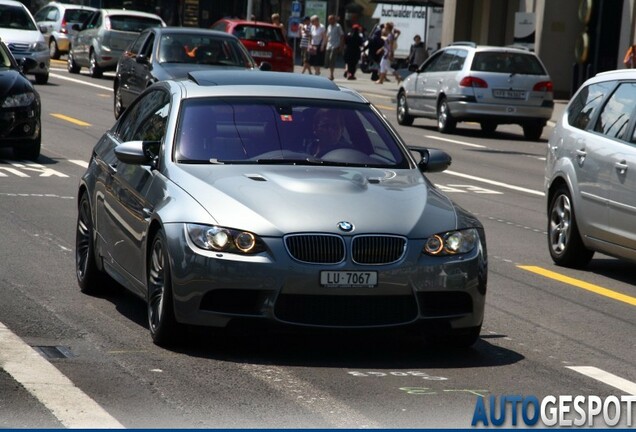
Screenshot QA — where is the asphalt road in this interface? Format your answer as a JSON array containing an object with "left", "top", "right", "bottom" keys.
[{"left": 0, "top": 61, "right": 634, "bottom": 428}]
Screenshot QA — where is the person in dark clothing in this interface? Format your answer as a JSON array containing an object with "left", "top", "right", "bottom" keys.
[
  {"left": 366, "top": 25, "right": 384, "bottom": 81},
  {"left": 343, "top": 24, "right": 364, "bottom": 80}
]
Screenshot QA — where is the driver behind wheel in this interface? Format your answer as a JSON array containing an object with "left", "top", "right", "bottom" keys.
[{"left": 309, "top": 109, "right": 352, "bottom": 157}]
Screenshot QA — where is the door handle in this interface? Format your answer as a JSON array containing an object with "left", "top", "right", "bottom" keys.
[
  {"left": 615, "top": 160, "right": 628, "bottom": 175},
  {"left": 575, "top": 148, "right": 586, "bottom": 166}
]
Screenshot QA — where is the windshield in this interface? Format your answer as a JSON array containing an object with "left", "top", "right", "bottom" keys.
[
  {"left": 108, "top": 15, "right": 162, "bottom": 32},
  {"left": 0, "top": 5, "right": 37, "bottom": 31},
  {"left": 471, "top": 52, "right": 547, "bottom": 75},
  {"left": 159, "top": 34, "right": 255, "bottom": 67},
  {"left": 175, "top": 98, "right": 409, "bottom": 168}
]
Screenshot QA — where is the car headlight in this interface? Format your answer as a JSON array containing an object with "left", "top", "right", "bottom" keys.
[
  {"left": 423, "top": 228, "right": 479, "bottom": 256},
  {"left": 2, "top": 92, "right": 36, "bottom": 108},
  {"left": 29, "top": 41, "right": 48, "bottom": 52},
  {"left": 186, "top": 224, "right": 266, "bottom": 254}
]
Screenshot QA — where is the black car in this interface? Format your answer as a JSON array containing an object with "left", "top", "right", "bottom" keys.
[
  {"left": 0, "top": 40, "right": 41, "bottom": 160},
  {"left": 113, "top": 27, "right": 264, "bottom": 119}
]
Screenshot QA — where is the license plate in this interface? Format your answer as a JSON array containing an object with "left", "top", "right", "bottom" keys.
[
  {"left": 250, "top": 50, "right": 273, "bottom": 58},
  {"left": 320, "top": 271, "right": 378, "bottom": 288},
  {"left": 493, "top": 89, "right": 526, "bottom": 99}
]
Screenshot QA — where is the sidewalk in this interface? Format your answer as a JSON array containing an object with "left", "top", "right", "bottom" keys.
[{"left": 293, "top": 64, "right": 567, "bottom": 127}]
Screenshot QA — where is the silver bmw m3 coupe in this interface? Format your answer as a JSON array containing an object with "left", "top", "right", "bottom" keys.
[{"left": 75, "top": 70, "right": 487, "bottom": 347}]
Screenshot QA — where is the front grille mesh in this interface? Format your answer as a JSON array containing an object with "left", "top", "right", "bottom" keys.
[
  {"left": 285, "top": 234, "right": 345, "bottom": 264},
  {"left": 285, "top": 234, "right": 407, "bottom": 265},
  {"left": 352, "top": 235, "right": 406, "bottom": 264}
]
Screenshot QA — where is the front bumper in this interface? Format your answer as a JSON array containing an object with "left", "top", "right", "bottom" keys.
[
  {"left": 163, "top": 224, "right": 487, "bottom": 331},
  {"left": 12, "top": 51, "right": 50, "bottom": 76}
]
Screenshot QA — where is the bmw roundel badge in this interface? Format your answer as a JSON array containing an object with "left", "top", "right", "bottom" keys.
[{"left": 337, "top": 221, "right": 354, "bottom": 232}]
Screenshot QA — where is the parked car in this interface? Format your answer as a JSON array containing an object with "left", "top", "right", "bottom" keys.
[
  {"left": 0, "top": 39, "right": 41, "bottom": 160},
  {"left": 114, "top": 27, "right": 262, "bottom": 119},
  {"left": 34, "top": 2, "right": 96, "bottom": 59},
  {"left": 75, "top": 70, "right": 487, "bottom": 348},
  {"left": 397, "top": 42, "right": 554, "bottom": 140},
  {"left": 67, "top": 8, "right": 165, "bottom": 78},
  {"left": 211, "top": 19, "right": 292, "bottom": 72},
  {"left": 0, "top": 0, "right": 50, "bottom": 84},
  {"left": 545, "top": 69, "right": 636, "bottom": 268}
]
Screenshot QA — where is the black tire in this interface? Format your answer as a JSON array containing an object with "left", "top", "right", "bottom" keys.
[
  {"left": 548, "top": 185, "right": 594, "bottom": 268},
  {"left": 89, "top": 51, "right": 103, "bottom": 78},
  {"left": 67, "top": 52, "right": 80, "bottom": 74},
  {"left": 35, "top": 73, "right": 48, "bottom": 85},
  {"left": 522, "top": 121, "right": 544, "bottom": 141},
  {"left": 13, "top": 135, "right": 41, "bottom": 161},
  {"left": 480, "top": 121, "right": 497, "bottom": 135},
  {"left": 437, "top": 97, "right": 456, "bottom": 134},
  {"left": 76, "top": 192, "right": 104, "bottom": 294},
  {"left": 113, "top": 83, "right": 124, "bottom": 119},
  {"left": 49, "top": 39, "right": 60, "bottom": 59},
  {"left": 147, "top": 230, "right": 181, "bottom": 346},
  {"left": 426, "top": 325, "right": 481, "bottom": 349},
  {"left": 397, "top": 90, "right": 415, "bottom": 126}
]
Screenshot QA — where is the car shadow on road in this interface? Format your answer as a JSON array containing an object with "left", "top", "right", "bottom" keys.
[
  {"left": 171, "top": 322, "right": 525, "bottom": 370},
  {"left": 586, "top": 258, "right": 636, "bottom": 286},
  {"left": 411, "top": 124, "right": 547, "bottom": 143}
]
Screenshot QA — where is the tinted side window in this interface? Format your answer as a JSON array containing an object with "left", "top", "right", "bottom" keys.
[
  {"left": 420, "top": 51, "right": 443, "bottom": 72},
  {"left": 449, "top": 49, "right": 467, "bottom": 71},
  {"left": 128, "top": 33, "right": 146, "bottom": 55},
  {"left": 594, "top": 82, "right": 636, "bottom": 140},
  {"left": 568, "top": 81, "right": 614, "bottom": 130},
  {"left": 141, "top": 33, "right": 155, "bottom": 58},
  {"left": 430, "top": 50, "right": 455, "bottom": 72},
  {"left": 117, "top": 90, "right": 170, "bottom": 142}
]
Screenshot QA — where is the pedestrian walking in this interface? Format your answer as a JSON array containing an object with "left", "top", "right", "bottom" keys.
[
  {"left": 299, "top": 16, "right": 312, "bottom": 74},
  {"left": 325, "top": 15, "right": 344, "bottom": 81},
  {"left": 375, "top": 22, "right": 400, "bottom": 84},
  {"left": 408, "top": 34, "right": 428, "bottom": 67},
  {"left": 343, "top": 24, "right": 363, "bottom": 80},
  {"left": 308, "top": 15, "right": 326, "bottom": 76}
]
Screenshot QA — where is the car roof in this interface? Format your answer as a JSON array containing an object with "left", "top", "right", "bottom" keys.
[
  {"left": 42, "top": 2, "right": 96, "bottom": 10},
  {"left": 446, "top": 42, "right": 539, "bottom": 55},
  {"left": 174, "top": 70, "right": 366, "bottom": 103},
  {"left": 217, "top": 19, "right": 281, "bottom": 29},
  {"left": 99, "top": 9, "right": 163, "bottom": 19},
  {"left": 0, "top": 0, "right": 27, "bottom": 7},
  {"left": 148, "top": 27, "right": 236, "bottom": 39}
]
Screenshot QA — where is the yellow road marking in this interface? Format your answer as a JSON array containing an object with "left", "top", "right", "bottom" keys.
[
  {"left": 51, "top": 113, "right": 91, "bottom": 127},
  {"left": 375, "top": 104, "right": 395, "bottom": 110},
  {"left": 518, "top": 265, "right": 636, "bottom": 306}
]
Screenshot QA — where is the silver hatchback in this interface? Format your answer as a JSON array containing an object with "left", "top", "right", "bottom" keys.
[
  {"left": 397, "top": 42, "right": 554, "bottom": 140},
  {"left": 545, "top": 69, "right": 636, "bottom": 268},
  {"left": 34, "top": 2, "right": 96, "bottom": 59}
]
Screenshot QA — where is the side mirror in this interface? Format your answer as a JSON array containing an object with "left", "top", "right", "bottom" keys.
[
  {"left": 19, "top": 57, "right": 38, "bottom": 74},
  {"left": 114, "top": 140, "right": 160, "bottom": 166},
  {"left": 408, "top": 63, "right": 418, "bottom": 72},
  {"left": 409, "top": 147, "right": 452, "bottom": 173},
  {"left": 259, "top": 61, "right": 272, "bottom": 71},
  {"left": 136, "top": 54, "right": 149, "bottom": 64},
  {"left": 39, "top": 25, "right": 47, "bottom": 34}
]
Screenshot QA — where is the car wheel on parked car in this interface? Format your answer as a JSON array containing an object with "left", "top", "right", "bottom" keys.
[
  {"left": 34, "top": 73, "right": 48, "bottom": 85},
  {"left": 147, "top": 229, "right": 180, "bottom": 346},
  {"left": 397, "top": 90, "right": 414, "bottom": 126},
  {"left": 49, "top": 39, "right": 60, "bottom": 59},
  {"left": 548, "top": 185, "right": 594, "bottom": 268},
  {"left": 480, "top": 121, "right": 497, "bottom": 135},
  {"left": 68, "top": 52, "right": 80, "bottom": 74},
  {"left": 89, "top": 51, "right": 103, "bottom": 78},
  {"left": 523, "top": 120, "right": 544, "bottom": 141},
  {"left": 113, "top": 83, "right": 124, "bottom": 119},
  {"left": 437, "top": 97, "right": 456, "bottom": 133},
  {"left": 75, "top": 192, "right": 104, "bottom": 294}
]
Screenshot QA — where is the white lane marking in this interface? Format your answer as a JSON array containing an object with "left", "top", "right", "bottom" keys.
[
  {"left": 8, "top": 161, "right": 68, "bottom": 178},
  {"left": 69, "top": 159, "right": 89, "bottom": 169},
  {"left": 49, "top": 73, "right": 113, "bottom": 92},
  {"left": 567, "top": 366, "right": 636, "bottom": 395},
  {"left": 0, "top": 321, "right": 124, "bottom": 428},
  {"left": 240, "top": 363, "right": 381, "bottom": 427},
  {"left": 425, "top": 135, "right": 487, "bottom": 148},
  {"left": 444, "top": 170, "right": 545, "bottom": 196}
]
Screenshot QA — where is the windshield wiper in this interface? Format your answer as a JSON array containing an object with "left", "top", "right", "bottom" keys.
[{"left": 254, "top": 157, "right": 324, "bottom": 165}]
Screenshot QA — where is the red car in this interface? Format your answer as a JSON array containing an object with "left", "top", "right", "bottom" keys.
[{"left": 211, "top": 19, "right": 293, "bottom": 72}]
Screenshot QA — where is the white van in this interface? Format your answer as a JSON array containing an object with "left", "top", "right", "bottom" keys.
[{"left": 0, "top": 0, "right": 50, "bottom": 84}]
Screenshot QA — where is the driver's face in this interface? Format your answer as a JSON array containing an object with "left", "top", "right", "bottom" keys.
[{"left": 314, "top": 116, "right": 342, "bottom": 143}]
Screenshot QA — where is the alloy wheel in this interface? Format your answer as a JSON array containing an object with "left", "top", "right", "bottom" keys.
[
  {"left": 148, "top": 237, "right": 166, "bottom": 335},
  {"left": 549, "top": 193, "right": 571, "bottom": 255}
]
